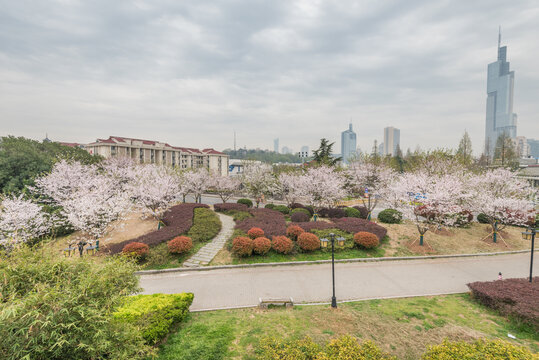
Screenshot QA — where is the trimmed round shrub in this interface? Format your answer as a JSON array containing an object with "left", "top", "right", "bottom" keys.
[
  {"left": 237, "top": 198, "right": 253, "bottom": 208},
  {"left": 318, "top": 208, "right": 330, "bottom": 218},
  {"left": 354, "top": 232, "right": 379, "bottom": 249},
  {"left": 167, "top": 236, "right": 193, "bottom": 254},
  {"left": 291, "top": 212, "right": 310, "bottom": 222},
  {"left": 232, "top": 236, "right": 253, "bottom": 257},
  {"left": 290, "top": 203, "right": 305, "bottom": 209},
  {"left": 378, "top": 209, "right": 403, "bottom": 224},
  {"left": 253, "top": 237, "right": 271, "bottom": 255},
  {"left": 291, "top": 204, "right": 314, "bottom": 216},
  {"left": 353, "top": 206, "right": 369, "bottom": 219},
  {"left": 264, "top": 203, "right": 275, "bottom": 209},
  {"left": 122, "top": 242, "right": 149, "bottom": 258},
  {"left": 297, "top": 232, "right": 320, "bottom": 251},
  {"left": 477, "top": 213, "right": 490, "bottom": 224},
  {"left": 247, "top": 227, "right": 265, "bottom": 239},
  {"left": 328, "top": 208, "right": 345, "bottom": 218},
  {"left": 291, "top": 208, "right": 311, "bottom": 217},
  {"left": 344, "top": 207, "right": 361, "bottom": 218},
  {"left": 272, "top": 236, "right": 294, "bottom": 254},
  {"left": 421, "top": 339, "right": 536, "bottom": 359},
  {"left": 274, "top": 205, "right": 290, "bottom": 214},
  {"left": 286, "top": 225, "right": 304, "bottom": 240}
]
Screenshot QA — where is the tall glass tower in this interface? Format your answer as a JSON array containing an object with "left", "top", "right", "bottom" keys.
[
  {"left": 341, "top": 123, "right": 357, "bottom": 164},
  {"left": 485, "top": 29, "right": 517, "bottom": 157}
]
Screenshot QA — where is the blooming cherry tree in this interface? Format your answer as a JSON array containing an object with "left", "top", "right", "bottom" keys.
[
  {"left": 347, "top": 161, "right": 396, "bottom": 219},
  {"left": 300, "top": 166, "right": 347, "bottom": 211},
  {"left": 126, "top": 164, "right": 182, "bottom": 222},
  {"left": 210, "top": 174, "right": 241, "bottom": 203},
  {"left": 33, "top": 160, "right": 130, "bottom": 240},
  {"left": 241, "top": 161, "right": 276, "bottom": 207},
  {"left": 276, "top": 173, "right": 307, "bottom": 206},
  {"left": 469, "top": 168, "right": 535, "bottom": 242},
  {"left": 183, "top": 168, "right": 210, "bottom": 203},
  {"left": 0, "top": 195, "right": 53, "bottom": 248}
]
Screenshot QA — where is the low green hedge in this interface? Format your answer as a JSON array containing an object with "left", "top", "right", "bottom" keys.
[
  {"left": 273, "top": 205, "right": 290, "bottom": 214},
  {"left": 264, "top": 203, "right": 275, "bottom": 209},
  {"left": 378, "top": 209, "right": 403, "bottom": 224},
  {"left": 113, "top": 293, "right": 194, "bottom": 345},
  {"left": 291, "top": 208, "right": 311, "bottom": 217},
  {"left": 344, "top": 207, "right": 361, "bottom": 218},
  {"left": 477, "top": 213, "right": 490, "bottom": 224},
  {"left": 187, "top": 208, "right": 222, "bottom": 242},
  {"left": 421, "top": 339, "right": 536, "bottom": 359},
  {"left": 237, "top": 198, "right": 253, "bottom": 207}
]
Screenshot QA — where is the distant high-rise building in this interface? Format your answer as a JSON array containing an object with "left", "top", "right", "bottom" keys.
[
  {"left": 514, "top": 136, "right": 530, "bottom": 158},
  {"left": 341, "top": 123, "right": 357, "bottom": 164},
  {"left": 378, "top": 142, "right": 384, "bottom": 156},
  {"left": 274, "top": 138, "right": 279, "bottom": 153},
  {"left": 281, "top": 146, "right": 292, "bottom": 154},
  {"left": 485, "top": 29, "right": 517, "bottom": 157},
  {"left": 383, "top": 127, "right": 400, "bottom": 156},
  {"left": 300, "top": 145, "right": 309, "bottom": 157},
  {"left": 527, "top": 139, "right": 539, "bottom": 159}
]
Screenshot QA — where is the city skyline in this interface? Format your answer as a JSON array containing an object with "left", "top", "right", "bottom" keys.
[{"left": 1, "top": 1, "right": 538, "bottom": 154}]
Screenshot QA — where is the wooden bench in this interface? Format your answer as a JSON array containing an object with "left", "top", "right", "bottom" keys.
[{"left": 259, "top": 297, "right": 294, "bottom": 309}]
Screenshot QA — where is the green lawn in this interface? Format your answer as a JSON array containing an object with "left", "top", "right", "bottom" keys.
[{"left": 157, "top": 294, "right": 538, "bottom": 360}]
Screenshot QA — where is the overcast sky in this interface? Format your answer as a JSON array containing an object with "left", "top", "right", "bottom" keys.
[{"left": 1, "top": 0, "right": 538, "bottom": 155}]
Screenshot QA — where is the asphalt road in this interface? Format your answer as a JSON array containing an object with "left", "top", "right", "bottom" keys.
[{"left": 139, "top": 252, "right": 537, "bottom": 311}]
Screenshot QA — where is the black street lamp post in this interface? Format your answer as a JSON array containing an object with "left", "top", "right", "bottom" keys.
[
  {"left": 330, "top": 232, "right": 337, "bottom": 308},
  {"left": 521, "top": 227, "right": 536, "bottom": 283}
]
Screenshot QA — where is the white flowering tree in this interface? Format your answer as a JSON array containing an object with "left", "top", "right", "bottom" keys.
[
  {"left": 469, "top": 168, "right": 535, "bottom": 243},
  {"left": 0, "top": 195, "right": 53, "bottom": 248},
  {"left": 300, "top": 166, "right": 347, "bottom": 212},
  {"left": 347, "top": 161, "right": 396, "bottom": 219},
  {"left": 276, "top": 173, "right": 306, "bottom": 206},
  {"left": 33, "top": 160, "right": 130, "bottom": 240},
  {"left": 390, "top": 171, "right": 471, "bottom": 246},
  {"left": 241, "top": 161, "right": 276, "bottom": 207},
  {"left": 210, "top": 174, "right": 241, "bottom": 203},
  {"left": 126, "top": 164, "right": 182, "bottom": 223},
  {"left": 183, "top": 168, "right": 210, "bottom": 203}
]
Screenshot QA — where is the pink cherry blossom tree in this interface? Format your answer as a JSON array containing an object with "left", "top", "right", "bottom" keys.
[
  {"left": 347, "top": 161, "right": 396, "bottom": 219},
  {"left": 33, "top": 160, "right": 130, "bottom": 240},
  {"left": 126, "top": 164, "right": 182, "bottom": 223},
  {"left": 300, "top": 166, "right": 347, "bottom": 212},
  {"left": 183, "top": 168, "right": 210, "bottom": 203},
  {"left": 241, "top": 161, "right": 276, "bottom": 207},
  {"left": 0, "top": 195, "right": 53, "bottom": 248},
  {"left": 276, "top": 173, "right": 307, "bottom": 206},
  {"left": 209, "top": 174, "right": 241, "bottom": 203},
  {"left": 469, "top": 168, "right": 535, "bottom": 243}
]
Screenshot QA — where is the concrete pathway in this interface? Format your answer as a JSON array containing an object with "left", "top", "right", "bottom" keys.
[
  {"left": 140, "top": 252, "right": 537, "bottom": 311},
  {"left": 183, "top": 213, "right": 234, "bottom": 267}
]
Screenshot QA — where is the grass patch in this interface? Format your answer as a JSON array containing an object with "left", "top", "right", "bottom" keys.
[
  {"left": 187, "top": 208, "right": 222, "bottom": 242},
  {"left": 158, "top": 294, "right": 539, "bottom": 360}
]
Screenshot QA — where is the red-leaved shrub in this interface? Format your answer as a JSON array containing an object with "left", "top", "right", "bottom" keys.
[
  {"left": 272, "top": 236, "right": 294, "bottom": 254},
  {"left": 235, "top": 208, "right": 287, "bottom": 238},
  {"left": 291, "top": 222, "right": 334, "bottom": 232},
  {"left": 353, "top": 232, "right": 379, "bottom": 249},
  {"left": 286, "top": 225, "right": 304, "bottom": 240},
  {"left": 167, "top": 236, "right": 193, "bottom": 254},
  {"left": 104, "top": 203, "right": 208, "bottom": 254},
  {"left": 297, "top": 232, "right": 320, "bottom": 251},
  {"left": 214, "top": 203, "right": 248, "bottom": 212},
  {"left": 122, "top": 242, "right": 149, "bottom": 258},
  {"left": 247, "top": 227, "right": 265, "bottom": 239},
  {"left": 291, "top": 212, "right": 310, "bottom": 222},
  {"left": 468, "top": 278, "right": 539, "bottom": 330},
  {"left": 253, "top": 236, "right": 271, "bottom": 255},
  {"left": 232, "top": 236, "right": 253, "bottom": 257},
  {"left": 332, "top": 218, "right": 387, "bottom": 240}
]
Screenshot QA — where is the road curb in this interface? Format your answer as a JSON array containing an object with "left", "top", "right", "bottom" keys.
[{"left": 135, "top": 249, "right": 535, "bottom": 275}]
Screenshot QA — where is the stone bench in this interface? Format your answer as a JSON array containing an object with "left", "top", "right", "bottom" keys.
[{"left": 259, "top": 297, "right": 294, "bottom": 309}]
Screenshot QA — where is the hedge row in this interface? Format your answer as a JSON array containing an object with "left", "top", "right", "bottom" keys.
[
  {"left": 332, "top": 218, "right": 388, "bottom": 240},
  {"left": 467, "top": 278, "right": 539, "bottom": 330},
  {"left": 235, "top": 208, "right": 287, "bottom": 238},
  {"left": 113, "top": 293, "right": 194, "bottom": 345},
  {"left": 289, "top": 221, "right": 335, "bottom": 232},
  {"left": 186, "top": 207, "right": 221, "bottom": 242},
  {"left": 104, "top": 203, "right": 208, "bottom": 254},
  {"left": 258, "top": 336, "right": 536, "bottom": 360},
  {"left": 214, "top": 203, "right": 248, "bottom": 212}
]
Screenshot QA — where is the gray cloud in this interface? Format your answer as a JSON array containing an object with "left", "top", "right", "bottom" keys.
[{"left": 0, "top": 0, "right": 538, "bottom": 155}]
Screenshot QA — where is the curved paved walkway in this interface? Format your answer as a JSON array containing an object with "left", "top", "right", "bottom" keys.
[
  {"left": 183, "top": 213, "right": 234, "bottom": 267},
  {"left": 140, "top": 252, "right": 537, "bottom": 311}
]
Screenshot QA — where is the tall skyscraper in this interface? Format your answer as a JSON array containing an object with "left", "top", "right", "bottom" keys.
[
  {"left": 274, "top": 138, "right": 279, "bottom": 153},
  {"left": 485, "top": 29, "right": 517, "bottom": 157},
  {"left": 383, "top": 127, "right": 400, "bottom": 156},
  {"left": 341, "top": 123, "right": 357, "bottom": 164}
]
